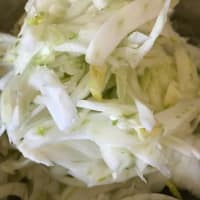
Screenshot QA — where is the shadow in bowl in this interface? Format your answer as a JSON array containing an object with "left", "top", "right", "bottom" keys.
[{"left": 0, "top": 0, "right": 26, "bottom": 33}]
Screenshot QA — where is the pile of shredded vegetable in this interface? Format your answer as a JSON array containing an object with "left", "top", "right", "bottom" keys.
[{"left": 1, "top": 0, "right": 200, "bottom": 199}]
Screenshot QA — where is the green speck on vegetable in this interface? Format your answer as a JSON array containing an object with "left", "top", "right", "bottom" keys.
[
  {"left": 68, "top": 32, "right": 78, "bottom": 40},
  {"left": 28, "top": 12, "right": 45, "bottom": 26},
  {"left": 36, "top": 126, "right": 46, "bottom": 136}
]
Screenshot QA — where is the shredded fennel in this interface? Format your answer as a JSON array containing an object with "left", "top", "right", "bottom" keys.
[{"left": 0, "top": 0, "right": 200, "bottom": 199}]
